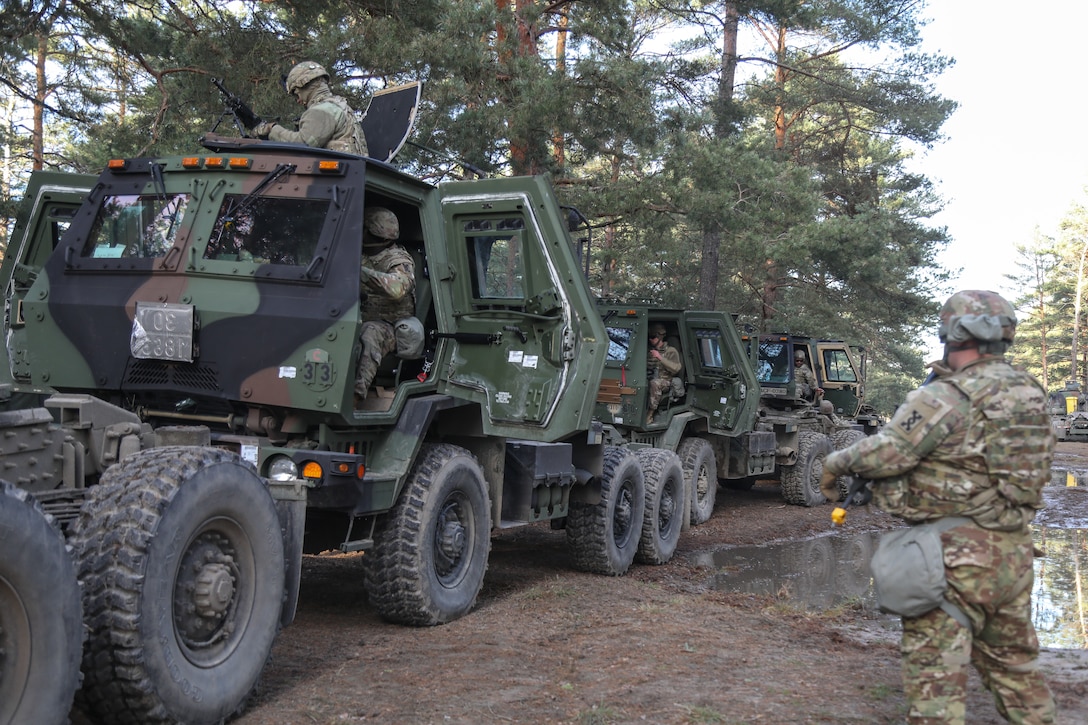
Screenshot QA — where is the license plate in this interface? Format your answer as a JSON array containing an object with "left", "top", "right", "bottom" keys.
[{"left": 131, "top": 302, "right": 194, "bottom": 362}]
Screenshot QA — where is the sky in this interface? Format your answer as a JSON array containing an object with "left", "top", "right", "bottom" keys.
[{"left": 912, "top": 1, "right": 1088, "bottom": 297}]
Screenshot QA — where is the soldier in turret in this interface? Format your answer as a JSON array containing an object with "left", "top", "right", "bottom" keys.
[
  {"left": 355, "top": 208, "right": 415, "bottom": 401},
  {"left": 821, "top": 290, "right": 1055, "bottom": 724},
  {"left": 252, "top": 61, "right": 368, "bottom": 156}
]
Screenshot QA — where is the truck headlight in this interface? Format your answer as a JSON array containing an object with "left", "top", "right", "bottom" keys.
[{"left": 267, "top": 455, "right": 299, "bottom": 481}]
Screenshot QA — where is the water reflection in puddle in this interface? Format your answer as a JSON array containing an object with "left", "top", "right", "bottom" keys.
[{"left": 701, "top": 469, "right": 1088, "bottom": 649}]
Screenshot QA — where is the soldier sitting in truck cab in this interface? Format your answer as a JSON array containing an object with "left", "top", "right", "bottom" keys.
[
  {"left": 355, "top": 207, "right": 416, "bottom": 403},
  {"left": 646, "top": 323, "right": 682, "bottom": 425},
  {"left": 793, "top": 349, "right": 822, "bottom": 402}
]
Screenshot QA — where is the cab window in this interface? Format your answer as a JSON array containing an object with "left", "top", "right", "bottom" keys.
[
  {"left": 757, "top": 341, "right": 789, "bottom": 383},
  {"left": 83, "top": 193, "right": 191, "bottom": 259},
  {"left": 822, "top": 349, "right": 858, "bottom": 382},
  {"left": 205, "top": 195, "right": 329, "bottom": 265},
  {"left": 605, "top": 326, "right": 634, "bottom": 362},
  {"left": 694, "top": 329, "right": 724, "bottom": 369},
  {"left": 463, "top": 218, "right": 526, "bottom": 301}
]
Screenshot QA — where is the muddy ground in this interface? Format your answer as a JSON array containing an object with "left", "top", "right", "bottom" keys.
[{"left": 233, "top": 445, "right": 1088, "bottom": 725}]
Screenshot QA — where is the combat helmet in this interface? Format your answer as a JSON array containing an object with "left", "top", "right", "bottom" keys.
[
  {"left": 364, "top": 207, "right": 400, "bottom": 247},
  {"left": 285, "top": 61, "right": 329, "bottom": 95},
  {"left": 938, "top": 289, "right": 1017, "bottom": 354},
  {"left": 649, "top": 323, "right": 667, "bottom": 339}
]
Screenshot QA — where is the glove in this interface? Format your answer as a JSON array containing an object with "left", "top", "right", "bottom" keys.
[
  {"left": 819, "top": 468, "right": 840, "bottom": 502},
  {"left": 252, "top": 121, "right": 275, "bottom": 139}
]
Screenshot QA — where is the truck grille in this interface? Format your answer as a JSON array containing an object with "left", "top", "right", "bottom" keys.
[{"left": 125, "top": 359, "right": 221, "bottom": 391}]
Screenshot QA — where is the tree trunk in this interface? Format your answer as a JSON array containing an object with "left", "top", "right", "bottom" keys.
[
  {"left": 33, "top": 34, "right": 47, "bottom": 171},
  {"left": 697, "top": 2, "right": 740, "bottom": 310}
]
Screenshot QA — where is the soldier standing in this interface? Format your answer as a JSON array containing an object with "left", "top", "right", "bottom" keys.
[
  {"left": 646, "top": 324, "right": 682, "bottom": 425},
  {"left": 252, "top": 61, "right": 368, "bottom": 156},
  {"left": 355, "top": 208, "right": 415, "bottom": 401},
  {"left": 820, "top": 290, "right": 1056, "bottom": 724}
]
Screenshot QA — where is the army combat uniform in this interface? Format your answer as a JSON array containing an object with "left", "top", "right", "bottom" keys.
[
  {"left": 824, "top": 357, "right": 1056, "bottom": 724},
  {"left": 255, "top": 61, "right": 368, "bottom": 156},
  {"left": 795, "top": 359, "right": 819, "bottom": 400},
  {"left": 647, "top": 339, "right": 682, "bottom": 420},
  {"left": 267, "top": 87, "right": 367, "bottom": 155},
  {"left": 355, "top": 244, "right": 415, "bottom": 399}
]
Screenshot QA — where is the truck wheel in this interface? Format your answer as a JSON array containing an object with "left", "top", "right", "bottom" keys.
[
  {"left": 0, "top": 481, "right": 82, "bottom": 725},
  {"left": 567, "top": 446, "right": 645, "bottom": 575},
  {"left": 72, "top": 447, "right": 285, "bottom": 725},
  {"left": 780, "top": 431, "right": 832, "bottom": 507},
  {"left": 365, "top": 443, "right": 491, "bottom": 626},
  {"left": 678, "top": 437, "right": 717, "bottom": 525},
  {"left": 634, "top": 448, "right": 684, "bottom": 565},
  {"left": 829, "top": 429, "right": 866, "bottom": 501}
]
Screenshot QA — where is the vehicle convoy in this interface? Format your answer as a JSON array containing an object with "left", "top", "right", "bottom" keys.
[{"left": 0, "top": 134, "right": 682, "bottom": 724}]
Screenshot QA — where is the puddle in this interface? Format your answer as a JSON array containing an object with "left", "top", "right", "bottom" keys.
[{"left": 701, "top": 469, "right": 1088, "bottom": 649}]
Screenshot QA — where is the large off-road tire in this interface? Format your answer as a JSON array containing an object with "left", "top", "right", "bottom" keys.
[
  {"left": 780, "top": 431, "right": 832, "bottom": 507},
  {"left": 567, "top": 446, "right": 645, "bottom": 575},
  {"left": 678, "top": 437, "right": 717, "bottom": 525},
  {"left": 365, "top": 443, "right": 491, "bottom": 626},
  {"left": 830, "top": 429, "right": 866, "bottom": 501},
  {"left": 71, "top": 447, "right": 285, "bottom": 725},
  {"left": 634, "top": 448, "right": 684, "bottom": 565},
  {"left": 0, "top": 481, "right": 82, "bottom": 725}
]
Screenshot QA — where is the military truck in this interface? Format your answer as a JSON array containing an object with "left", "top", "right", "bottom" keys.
[
  {"left": 741, "top": 333, "right": 881, "bottom": 505},
  {"left": 593, "top": 305, "right": 770, "bottom": 527},
  {"left": 1048, "top": 380, "right": 1088, "bottom": 442},
  {"left": 0, "top": 134, "right": 676, "bottom": 723}
]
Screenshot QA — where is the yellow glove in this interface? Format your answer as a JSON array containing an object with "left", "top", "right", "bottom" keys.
[{"left": 819, "top": 468, "right": 839, "bottom": 502}]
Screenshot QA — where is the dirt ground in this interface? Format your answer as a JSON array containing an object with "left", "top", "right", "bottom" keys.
[{"left": 235, "top": 445, "right": 1088, "bottom": 725}]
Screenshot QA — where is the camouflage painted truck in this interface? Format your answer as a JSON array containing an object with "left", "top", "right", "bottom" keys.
[
  {"left": 592, "top": 305, "right": 768, "bottom": 526},
  {"left": 743, "top": 333, "right": 882, "bottom": 504},
  {"left": 589, "top": 312, "right": 875, "bottom": 511},
  {"left": 0, "top": 135, "right": 675, "bottom": 724}
]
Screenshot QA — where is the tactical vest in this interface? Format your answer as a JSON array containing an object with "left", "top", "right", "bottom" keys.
[
  {"left": 874, "top": 360, "right": 1053, "bottom": 531},
  {"left": 361, "top": 245, "right": 415, "bottom": 322},
  {"left": 314, "top": 95, "right": 368, "bottom": 156}
]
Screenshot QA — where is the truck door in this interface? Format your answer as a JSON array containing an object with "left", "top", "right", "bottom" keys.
[
  {"left": 815, "top": 342, "right": 862, "bottom": 417},
  {"left": 682, "top": 312, "right": 759, "bottom": 433},
  {"left": 1, "top": 172, "right": 96, "bottom": 387},
  {"left": 437, "top": 180, "right": 606, "bottom": 437}
]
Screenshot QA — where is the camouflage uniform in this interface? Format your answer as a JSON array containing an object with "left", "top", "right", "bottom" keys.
[
  {"left": 355, "top": 209, "right": 415, "bottom": 399},
  {"left": 795, "top": 356, "right": 819, "bottom": 400},
  {"left": 824, "top": 290, "right": 1055, "bottom": 725},
  {"left": 647, "top": 325, "right": 682, "bottom": 421},
  {"left": 258, "top": 61, "right": 368, "bottom": 155}
]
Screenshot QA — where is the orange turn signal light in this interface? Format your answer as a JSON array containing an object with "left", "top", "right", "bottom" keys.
[{"left": 301, "top": 461, "right": 323, "bottom": 480}]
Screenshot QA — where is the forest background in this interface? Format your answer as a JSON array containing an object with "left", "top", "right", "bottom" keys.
[{"left": 0, "top": 0, "right": 1083, "bottom": 414}]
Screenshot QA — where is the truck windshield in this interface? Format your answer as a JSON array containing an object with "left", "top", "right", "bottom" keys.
[
  {"left": 205, "top": 195, "right": 330, "bottom": 266},
  {"left": 83, "top": 193, "right": 191, "bottom": 259}
]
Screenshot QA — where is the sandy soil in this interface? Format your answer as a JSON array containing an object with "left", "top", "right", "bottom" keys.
[{"left": 227, "top": 443, "right": 1088, "bottom": 725}]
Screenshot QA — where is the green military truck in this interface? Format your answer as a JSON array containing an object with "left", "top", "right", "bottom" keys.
[
  {"left": 1048, "top": 380, "right": 1088, "bottom": 442},
  {"left": 745, "top": 333, "right": 881, "bottom": 504},
  {"left": 0, "top": 135, "right": 675, "bottom": 724},
  {"left": 593, "top": 305, "right": 771, "bottom": 527}
]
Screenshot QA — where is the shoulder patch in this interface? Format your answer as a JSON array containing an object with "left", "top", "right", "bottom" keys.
[{"left": 890, "top": 386, "right": 959, "bottom": 447}]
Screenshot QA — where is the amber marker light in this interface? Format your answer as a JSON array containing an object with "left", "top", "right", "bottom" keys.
[
  {"left": 229, "top": 157, "right": 252, "bottom": 169},
  {"left": 205, "top": 157, "right": 225, "bottom": 168},
  {"left": 107, "top": 159, "right": 128, "bottom": 170},
  {"left": 301, "top": 461, "right": 324, "bottom": 480},
  {"left": 317, "top": 160, "right": 343, "bottom": 173},
  {"left": 181, "top": 157, "right": 203, "bottom": 169}
]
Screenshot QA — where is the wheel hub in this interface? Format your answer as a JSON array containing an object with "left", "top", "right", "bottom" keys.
[
  {"left": 435, "top": 504, "right": 466, "bottom": 576},
  {"left": 193, "top": 563, "right": 235, "bottom": 618},
  {"left": 174, "top": 532, "right": 239, "bottom": 648}
]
